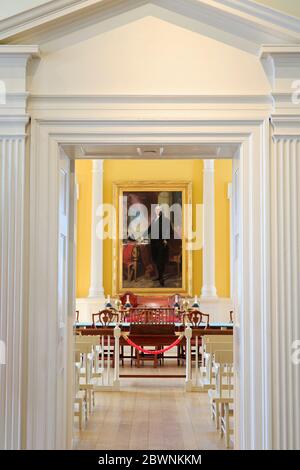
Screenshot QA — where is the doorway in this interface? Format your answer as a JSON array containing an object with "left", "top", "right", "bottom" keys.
[
  {"left": 72, "top": 155, "right": 234, "bottom": 449},
  {"left": 27, "top": 118, "right": 270, "bottom": 450}
]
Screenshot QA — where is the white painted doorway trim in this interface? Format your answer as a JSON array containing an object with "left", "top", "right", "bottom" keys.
[{"left": 27, "top": 116, "right": 271, "bottom": 450}]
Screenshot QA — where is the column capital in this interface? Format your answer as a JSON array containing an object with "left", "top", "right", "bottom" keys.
[
  {"left": 260, "top": 45, "right": 300, "bottom": 115},
  {"left": 0, "top": 45, "right": 40, "bottom": 93},
  {"left": 0, "top": 45, "right": 39, "bottom": 126}
]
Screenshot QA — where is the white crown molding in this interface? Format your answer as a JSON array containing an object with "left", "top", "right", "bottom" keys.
[
  {"left": 0, "top": 115, "right": 30, "bottom": 137},
  {"left": 0, "top": 0, "right": 299, "bottom": 46},
  {"left": 260, "top": 44, "right": 300, "bottom": 60},
  {"left": 29, "top": 93, "right": 272, "bottom": 104},
  {"left": 271, "top": 115, "right": 300, "bottom": 138},
  {"left": 0, "top": 0, "right": 101, "bottom": 39},
  {"left": 28, "top": 93, "right": 273, "bottom": 111},
  {"left": 0, "top": 44, "right": 40, "bottom": 58},
  {"left": 259, "top": 44, "right": 300, "bottom": 93},
  {"left": 0, "top": 93, "right": 30, "bottom": 117},
  {"left": 0, "top": 0, "right": 146, "bottom": 42}
]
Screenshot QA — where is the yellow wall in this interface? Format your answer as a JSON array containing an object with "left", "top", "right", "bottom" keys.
[
  {"left": 75, "top": 160, "right": 92, "bottom": 297},
  {"left": 215, "top": 160, "right": 232, "bottom": 297},
  {"left": 75, "top": 159, "right": 232, "bottom": 298}
]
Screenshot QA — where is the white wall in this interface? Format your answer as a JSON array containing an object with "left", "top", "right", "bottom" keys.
[{"left": 28, "top": 8, "right": 270, "bottom": 95}]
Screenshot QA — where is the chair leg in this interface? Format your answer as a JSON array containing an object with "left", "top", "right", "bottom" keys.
[
  {"left": 211, "top": 402, "right": 215, "bottom": 421},
  {"left": 84, "top": 397, "right": 88, "bottom": 422},
  {"left": 88, "top": 389, "right": 92, "bottom": 414},
  {"left": 130, "top": 347, "right": 134, "bottom": 366},
  {"left": 216, "top": 403, "right": 220, "bottom": 430},
  {"left": 220, "top": 403, "right": 224, "bottom": 437},
  {"left": 121, "top": 345, "right": 123, "bottom": 366},
  {"left": 225, "top": 403, "right": 230, "bottom": 448}
]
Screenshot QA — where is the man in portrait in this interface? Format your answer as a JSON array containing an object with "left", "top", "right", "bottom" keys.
[{"left": 148, "top": 205, "right": 173, "bottom": 287}]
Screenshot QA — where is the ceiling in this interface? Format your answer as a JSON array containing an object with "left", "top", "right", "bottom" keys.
[{"left": 62, "top": 143, "right": 238, "bottom": 159}]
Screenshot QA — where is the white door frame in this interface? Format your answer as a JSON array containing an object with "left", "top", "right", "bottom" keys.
[{"left": 26, "top": 116, "right": 271, "bottom": 450}]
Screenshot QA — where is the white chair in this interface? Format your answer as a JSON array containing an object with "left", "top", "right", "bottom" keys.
[
  {"left": 74, "top": 362, "right": 87, "bottom": 429},
  {"left": 75, "top": 342, "right": 98, "bottom": 414},
  {"left": 200, "top": 336, "right": 233, "bottom": 390},
  {"left": 76, "top": 335, "right": 102, "bottom": 378},
  {"left": 208, "top": 349, "right": 234, "bottom": 447}
]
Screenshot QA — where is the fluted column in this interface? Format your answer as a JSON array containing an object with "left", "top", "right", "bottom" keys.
[
  {"left": 88, "top": 159, "right": 105, "bottom": 299},
  {"left": 271, "top": 134, "right": 300, "bottom": 450},
  {"left": 0, "top": 45, "right": 39, "bottom": 450},
  {"left": 201, "top": 160, "right": 217, "bottom": 299},
  {"left": 0, "top": 131, "right": 27, "bottom": 449},
  {"left": 260, "top": 44, "right": 300, "bottom": 450}
]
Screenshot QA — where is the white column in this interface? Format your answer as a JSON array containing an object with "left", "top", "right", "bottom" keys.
[
  {"left": 270, "top": 134, "right": 300, "bottom": 450},
  {"left": 0, "top": 45, "right": 39, "bottom": 450},
  {"left": 88, "top": 159, "right": 105, "bottom": 299},
  {"left": 260, "top": 46, "right": 300, "bottom": 450},
  {"left": 201, "top": 159, "right": 217, "bottom": 299},
  {"left": 0, "top": 133, "right": 27, "bottom": 450},
  {"left": 227, "top": 182, "right": 233, "bottom": 300}
]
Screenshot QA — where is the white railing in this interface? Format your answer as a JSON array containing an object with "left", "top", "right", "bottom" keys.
[{"left": 185, "top": 325, "right": 193, "bottom": 391}]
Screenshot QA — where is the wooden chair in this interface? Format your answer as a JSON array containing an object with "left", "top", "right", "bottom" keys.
[
  {"left": 129, "top": 323, "right": 175, "bottom": 368},
  {"left": 179, "top": 309, "right": 200, "bottom": 364},
  {"left": 179, "top": 311, "right": 210, "bottom": 365},
  {"left": 199, "top": 312, "right": 210, "bottom": 328},
  {"left": 120, "top": 291, "right": 138, "bottom": 307},
  {"left": 126, "top": 307, "right": 176, "bottom": 324},
  {"left": 92, "top": 309, "right": 124, "bottom": 366},
  {"left": 92, "top": 309, "right": 118, "bottom": 326},
  {"left": 183, "top": 310, "right": 210, "bottom": 327}
]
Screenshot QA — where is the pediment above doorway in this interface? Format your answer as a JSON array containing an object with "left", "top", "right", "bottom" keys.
[
  {"left": 0, "top": 0, "right": 299, "bottom": 53},
  {"left": 0, "top": 1, "right": 299, "bottom": 98}
]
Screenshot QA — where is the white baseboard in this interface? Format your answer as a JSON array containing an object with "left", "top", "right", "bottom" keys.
[
  {"left": 76, "top": 297, "right": 105, "bottom": 322},
  {"left": 197, "top": 297, "right": 233, "bottom": 323}
]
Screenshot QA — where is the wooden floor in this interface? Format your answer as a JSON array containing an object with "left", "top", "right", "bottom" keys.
[{"left": 74, "top": 363, "right": 228, "bottom": 450}]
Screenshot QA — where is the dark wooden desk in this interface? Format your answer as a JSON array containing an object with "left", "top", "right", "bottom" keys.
[{"left": 77, "top": 327, "right": 233, "bottom": 368}]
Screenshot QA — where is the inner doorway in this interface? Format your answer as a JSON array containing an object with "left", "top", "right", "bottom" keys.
[{"left": 70, "top": 151, "right": 237, "bottom": 450}]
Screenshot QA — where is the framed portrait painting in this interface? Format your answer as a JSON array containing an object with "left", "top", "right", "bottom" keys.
[{"left": 112, "top": 181, "right": 192, "bottom": 296}]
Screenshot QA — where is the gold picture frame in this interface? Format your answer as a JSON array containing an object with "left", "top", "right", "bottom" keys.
[{"left": 112, "top": 181, "right": 192, "bottom": 296}]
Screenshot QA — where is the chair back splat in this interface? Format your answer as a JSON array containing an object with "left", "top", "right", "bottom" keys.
[
  {"left": 125, "top": 307, "right": 178, "bottom": 324},
  {"left": 92, "top": 309, "right": 118, "bottom": 326},
  {"left": 183, "top": 310, "right": 210, "bottom": 327}
]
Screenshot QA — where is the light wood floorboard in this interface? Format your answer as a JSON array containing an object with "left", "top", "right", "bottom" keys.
[{"left": 74, "top": 362, "right": 228, "bottom": 450}]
